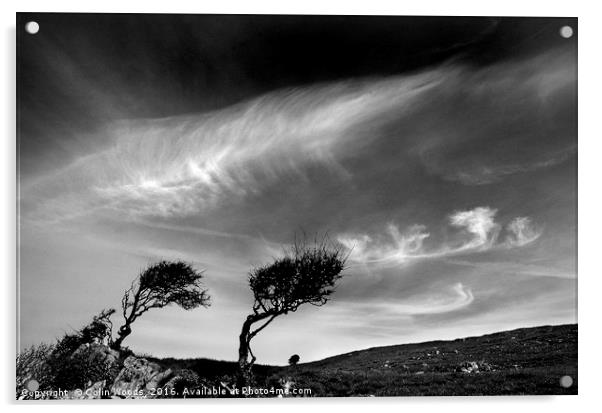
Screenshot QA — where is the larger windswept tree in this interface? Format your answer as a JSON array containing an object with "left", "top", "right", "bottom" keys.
[
  {"left": 237, "top": 237, "right": 347, "bottom": 387},
  {"left": 111, "top": 261, "right": 210, "bottom": 350}
]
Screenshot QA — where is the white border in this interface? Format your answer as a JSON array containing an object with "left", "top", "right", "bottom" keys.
[{"left": 3, "top": 1, "right": 600, "bottom": 412}]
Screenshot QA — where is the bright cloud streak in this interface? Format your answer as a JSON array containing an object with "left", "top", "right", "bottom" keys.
[
  {"left": 449, "top": 206, "right": 500, "bottom": 251},
  {"left": 338, "top": 206, "right": 542, "bottom": 266},
  {"left": 22, "top": 70, "right": 445, "bottom": 223},
  {"left": 381, "top": 282, "right": 475, "bottom": 316},
  {"left": 22, "top": 49, "right": 575, "bottom": 225},
  {"left": 338, "top": 225, "right": 431, "bottom": 265},
  {"left": 441, "top": 147, "right": 577, "bottom": 185}
]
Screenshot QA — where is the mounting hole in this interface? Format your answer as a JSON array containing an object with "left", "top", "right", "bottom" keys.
[
  {"left": 26, "top": 379, "right": 40, "bottom": 391},
  {"left": 559, "top": 25, "right": 573, "bottom": 39},
  {"left": 25, "top": 21, "right": 39, "bottom": 35},
  {"left": 559, "top": 375, "right": 573, "bottom": 388}
]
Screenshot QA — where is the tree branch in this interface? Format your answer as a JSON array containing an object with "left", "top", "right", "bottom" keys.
[
  {"left": 247, "top": 343, "right": 257, "bottom": 366},
  {"left": 248, "top": 313, "right": 279, "bottom": 340}
]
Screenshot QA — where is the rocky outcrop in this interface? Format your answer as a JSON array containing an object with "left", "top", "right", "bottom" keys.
[
  {"left": 110, "top": 356, "right": 174, "bottom": 398},
  {"left": 456, "top": 360, "right": 495, "bottom": 374},
  {"left": 18, "top": 342, "right": 204, "bottom": 399},
  {"left": 56, "top": 380, "right": 109, "bottom": 400},
  {"left": 71, "top": 343, "right": 120, "bottom": 367},
  {"left": 82, "top": 380, "right": 107, "bottom": 399}
]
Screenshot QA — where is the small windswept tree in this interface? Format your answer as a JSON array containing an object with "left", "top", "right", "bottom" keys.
[
  {"left": 81, "top": 308, "right": 115, "bottom": 346},
  {"left": 237, "top": 236, "right": 347, "bottom": 387},
  {"left": 288, "top": 354, "right": 300, "bottom": 366},
  {"left": 111, "top": 260, "right": 210, "bottom": 350}
]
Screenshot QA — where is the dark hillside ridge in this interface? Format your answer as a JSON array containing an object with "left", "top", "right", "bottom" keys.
[
  {"left": 151, "top": 323, "right": 577, "bottom": 396},
  {"left": 304, "top": 323, "right": 576, "bottom": 371}
]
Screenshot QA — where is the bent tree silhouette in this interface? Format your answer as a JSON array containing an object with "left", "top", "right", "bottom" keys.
[
  {"left": 237, "top": 236, "right": 347, "bottom": 388},
  {"left": 112, "top": 261, "right": 210, "bottom": 350}
]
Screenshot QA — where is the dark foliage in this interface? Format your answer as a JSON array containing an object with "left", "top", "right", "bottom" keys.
[
  {"left": 249, "top": 237, "right": 346, "bottom": 314},
  {"left": 288, "top": 354, "right": 300, "bottom": 366},
  {"left": 165, "top": 369, "right": 201, "bottom": 397}
]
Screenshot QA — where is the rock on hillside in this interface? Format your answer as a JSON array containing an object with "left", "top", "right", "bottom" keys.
[{"left": 111, "top": 356, "right": 174, "bottom": 398}]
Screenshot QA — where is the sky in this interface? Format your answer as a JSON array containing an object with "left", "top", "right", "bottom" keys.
[{"left": 17, "top": 14, "right": 577, "bottom": 365}]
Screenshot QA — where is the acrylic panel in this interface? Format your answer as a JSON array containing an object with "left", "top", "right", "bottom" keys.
[{"left": 16, "top": 13, "right": 577, "bottom": 399}]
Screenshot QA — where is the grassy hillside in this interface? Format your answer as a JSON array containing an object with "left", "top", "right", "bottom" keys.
[{"left": 153, "top": 323, "right": 577, "bottom": 396}]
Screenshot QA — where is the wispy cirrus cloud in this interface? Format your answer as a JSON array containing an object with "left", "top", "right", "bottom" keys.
[
  {"left": 505, "top": 216, "right": 543, "bottom": 248},
  {"left": 338, "top": 206, "right": 542, "bottom": 266},
  {"left": 320, "top": 282, "right": 475, "bottom": 335},
  {"left": 21, "top": 70, "right": 444, "bottom": 223},
  {"left": 448, "top": 206, "right": 501, "bottom": 251},
  {"left": 21, "top": 47, "right": 576, "bottom": 225},
  {"left": 435, "top": 147, "right": 577, "bottom": 186},
  {"left": 376, "top": 282, "right": 475, "bottom": 316},
  {"left": 416, "top": 48, "right": 576, "bottom": 187},
  {"left": 446, "top": 259, "right": 574, "bottom": 279}
]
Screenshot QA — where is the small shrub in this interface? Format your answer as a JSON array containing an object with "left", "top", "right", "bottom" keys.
[
  {"left": 162, "top": 369, "right": 202, "bottom": 398},
  {"left": 288, "top": 354, "right": 300, "bottom": 366}
]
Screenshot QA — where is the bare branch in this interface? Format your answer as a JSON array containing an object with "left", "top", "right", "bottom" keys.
[{"left": 248, "top": 313, "right": 278, "bottom": 340}]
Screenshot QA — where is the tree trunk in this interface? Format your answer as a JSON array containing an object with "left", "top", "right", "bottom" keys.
[
  {"left": 111, "top": 324, "right": 132, "bottom": 350},
  {"left": 237, "top": 316, "right": 254, "bottom": 389}
]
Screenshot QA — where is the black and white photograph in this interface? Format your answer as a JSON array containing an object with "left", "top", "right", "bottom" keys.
[{"left": 16, "top": 12, "right": 577, "bottom": 399}]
